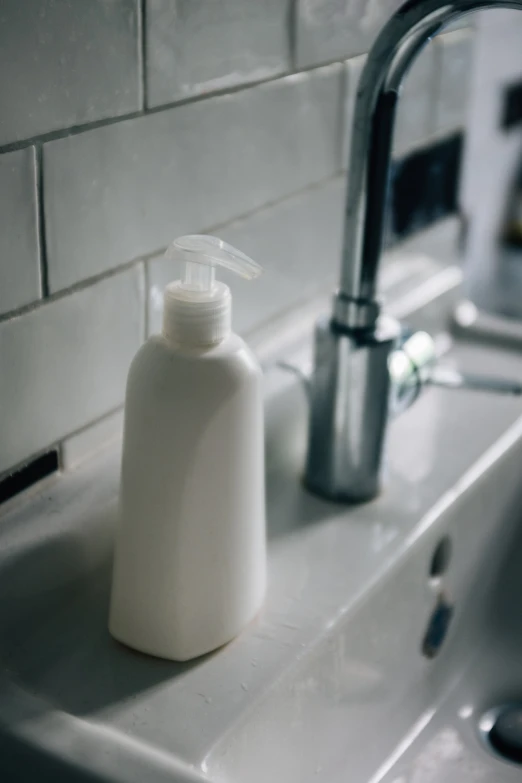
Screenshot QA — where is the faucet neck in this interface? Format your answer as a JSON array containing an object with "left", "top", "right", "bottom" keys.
[{"left": 337, "top": 0, "right": 522, "bottom": 331}]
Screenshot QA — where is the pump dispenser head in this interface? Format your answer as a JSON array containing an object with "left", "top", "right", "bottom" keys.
[{"left": 162, "top": 235, "right": 262, "bottom": 347}]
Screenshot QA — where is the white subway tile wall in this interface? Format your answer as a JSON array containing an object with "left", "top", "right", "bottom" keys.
[
  {"left": 146, "top": 0, "right": 291, "bottom": 107},
  {"left": 0, "top": 266, "right": 144, "bottom": 475},
  {"left": 43, "top": 65, "right": 344, "bottom": 292},
  {"left": 295, "top": 0, "right": 404, "bottom": 69},
  {"left": 0, "top": 148, "right": 41, "bottom": 314},
  {"left": 0, "top": 0, "right": 474, "bottom": 476},
  {"left": 0, "top": 0, "right": 141, "bottom": 146}
]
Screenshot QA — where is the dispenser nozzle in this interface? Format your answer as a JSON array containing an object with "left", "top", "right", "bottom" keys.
[
  {"left": 162, "top": 235, "right": 263, "bottom": 347},
  {"left": 165, "top": 235, "right": 262, "bottom": 294}
]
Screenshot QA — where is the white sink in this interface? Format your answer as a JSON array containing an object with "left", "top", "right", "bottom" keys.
[
  {"left": 204, "top": 340, "right": 522, "bottom": 783},
  {"left": 1, "top": 257, "right": 522, "bottom": 782}
]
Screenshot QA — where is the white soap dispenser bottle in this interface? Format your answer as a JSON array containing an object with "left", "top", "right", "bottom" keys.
[{"left": 109, "top": 235, "right": 266, "bottom": 661}]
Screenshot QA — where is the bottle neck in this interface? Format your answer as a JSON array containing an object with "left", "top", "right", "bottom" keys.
[{"left": 162, "top": 281, "right": 232, "bottom": 347}]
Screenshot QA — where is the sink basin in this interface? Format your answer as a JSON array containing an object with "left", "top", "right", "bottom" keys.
[
  {"left": 204, "top": 341, "right": 522, "bottom": 783},
  {"left": 1, "top": 256, "right": 522, "bottom": 782}
]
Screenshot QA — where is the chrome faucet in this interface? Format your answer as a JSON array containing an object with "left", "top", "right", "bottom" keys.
[{"left": 305, "top": 0, "right": 522, "bottom": 503}]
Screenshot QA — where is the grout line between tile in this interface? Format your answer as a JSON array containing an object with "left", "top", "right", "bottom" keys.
[
  {"left": 138, "top": 0, "right": 147, "bottom": 111},
  {"left": 35, "top": 144, "right": 50, "bottom": 298},
  {"left": 288, "top": 0, "right": 299, "bottom": 71},
  {"left": 62, "top": 404, "right": 125, "bottom": 444},
  {"left": 140, "top": 261, "right": 148, "bottom": 343},
  {"left": 0, "top": 124, "right": 458, "bottom": 328},
  {"left": 0, "top": 59, "right": 347, "bottom": 156},
  {"left": 0, "top": 256, "right": 143, "bottom": 324},
  {"left": 0, "top": 173, "right": 345, "bottom": 325}
]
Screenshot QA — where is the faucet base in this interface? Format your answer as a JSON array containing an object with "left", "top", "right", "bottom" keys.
[{"left": 305, "top": 315, "right": 400, "bottom": 503}]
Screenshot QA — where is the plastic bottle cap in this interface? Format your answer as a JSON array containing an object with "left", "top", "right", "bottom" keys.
[{"left": 162, "top": 235, "right": 262, "bottom": 347}]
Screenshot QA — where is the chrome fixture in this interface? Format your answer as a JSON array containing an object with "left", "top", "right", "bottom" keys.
[
  {"left": 389, "top": 331, "right": 522, "bottom": 414},
  {"left": 305, "top": 0, "right": 522, "bottom": 502}
]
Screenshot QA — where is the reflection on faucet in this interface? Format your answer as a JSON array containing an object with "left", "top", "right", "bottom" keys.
[{"left": 305, "top": 0, "right": 522, "bottom": 504}]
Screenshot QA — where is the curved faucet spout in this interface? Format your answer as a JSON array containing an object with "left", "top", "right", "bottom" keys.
[
  {"left": 306, "top": 0, "right": 522, "bottom": 503},
  {"left": 337, "top": 0, "right": 522, "bottom": 330}
]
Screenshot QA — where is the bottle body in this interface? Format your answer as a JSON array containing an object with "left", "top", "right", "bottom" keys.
[{"left": 109, "top": 333, "right": 266, "bottom": 661}]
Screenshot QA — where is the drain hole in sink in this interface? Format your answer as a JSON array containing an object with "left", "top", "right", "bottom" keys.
[
  {"left": 421, "top": 594, "right": 454, "bottom": 659},
  {"left": 429, "top": 535, "right": 452, "bottom": 580},
  {"left": 479, "top": 705, "right": 522, "bottom": 765},
  {"left": 422, "top": 538, "right": 454, "bottom": 658}
]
